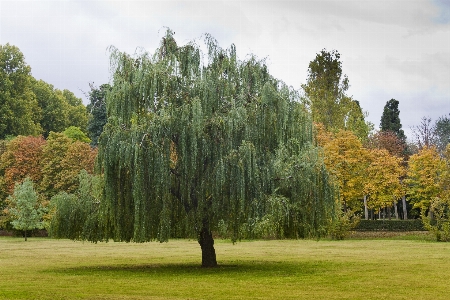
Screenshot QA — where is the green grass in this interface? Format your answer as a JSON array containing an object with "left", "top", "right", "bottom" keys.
[{"left": 1, "top": 235, "right": 450, "bottom": 299}]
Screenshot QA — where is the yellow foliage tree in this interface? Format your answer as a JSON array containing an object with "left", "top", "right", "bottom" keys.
[
  {"left": 319, "top": 128, "right": 369, "bottom": 212},
  {"left": 406, "top": 146, "right": 444, "bottom": 212},
  {"left": 364, "top": 148, "right": 405, "bottom": 219}
]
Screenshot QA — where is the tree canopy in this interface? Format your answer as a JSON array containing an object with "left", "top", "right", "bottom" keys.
[
  {"left": 302, "top": 49, "right": 371, "bottom": 140},
  {"left": 51, "top": 30, "right": 336, "bottom": 267}
]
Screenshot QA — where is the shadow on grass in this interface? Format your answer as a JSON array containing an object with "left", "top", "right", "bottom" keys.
[{"left": 49, "top": 260, "right": 335, "bottom": 278}]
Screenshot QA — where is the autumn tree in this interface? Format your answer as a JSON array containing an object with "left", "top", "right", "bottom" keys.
[
  {"left": 364, "top": 148, "right": 405, "bottom": 219},
  {"left": 319, "top": 129, "right": 369, "bottom": 212},
  {"left": 0, "top": 135, "right": 46, "bottom": 194},
  {"left": 50, "top": 31, "right": 336, "bottom": 267},
  {"left": 6, "top": 178, "right": 45, "bottom": 241},
  {"left": 406, "top": 146, "right": 444, "bottom": 214},
  {"left": 40, "top": 132, "right": 96, "bottom": 198}
]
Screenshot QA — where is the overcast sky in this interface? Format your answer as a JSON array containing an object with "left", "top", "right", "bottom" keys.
[{"left": 1, "top": 0, "right": 449, "bottom": 139}]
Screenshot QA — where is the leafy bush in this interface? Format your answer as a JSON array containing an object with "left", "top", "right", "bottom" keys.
[{"left": 329, "top": 211, "right": 360, "bottom": 240}]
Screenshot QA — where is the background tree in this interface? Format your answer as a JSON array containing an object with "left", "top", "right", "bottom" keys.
[
  {"left": 406, "top": 147, "right": 444, "bottom": 214},
  {"left": 302, "top": 49, "right": 371, "bottom": 140},
  {"left": 40, "top": 132, "right": 72, "bottom": 198},
  {"left": 380, "top": 99, "right": 406, "bottom": 142},
  {"left": 6, "top": 178, "right": 45, "bottom": 241},
  {"left": 51, "top": 31, "right": 336, "bottom": 267},
  {"left": 319, "top": 129, "right": 369, "bottom": 212},
  {"left": 86, "top": 83, "right": 110, "bottom": 146},
  {"left": 62, "top": 126, "right": 91, "bottom": 143},
  {"left": 364, "top": 148, "right": 405, "bottom": 219},
  {"left": 433, "top": 114, "right": 450, "bottom": 155},
  {"left": 0, "top": 135, "right": 45, "bottom": 194},
  {"left": 0, "top": 44, "right": 41, "bottom": 139},
  {"left": 412, "top": 117, "right": 435, "bottom": 150},
  {"left": 31, "top": 79, "right": 88, "bottom": 138}
]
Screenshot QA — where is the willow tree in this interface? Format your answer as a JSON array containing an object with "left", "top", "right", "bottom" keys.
[{"left": 52, "top": 30, "right": 335, "bottom": 267}]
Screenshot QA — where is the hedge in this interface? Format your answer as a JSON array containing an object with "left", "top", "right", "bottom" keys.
[{"left": 355, "top": 219, "right": 425, "bottom": 231}]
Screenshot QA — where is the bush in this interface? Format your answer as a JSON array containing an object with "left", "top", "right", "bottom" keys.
[
  {"left": 329, "top": 211, "right": 360, "bottom": 240},
  {"left": 355, "top": 219, "right": 425, "bottom": 231}
]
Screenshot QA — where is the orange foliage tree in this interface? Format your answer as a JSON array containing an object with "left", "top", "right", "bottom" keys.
[{"left": 0, "top": 136, "right": 46, "bottom": 194}]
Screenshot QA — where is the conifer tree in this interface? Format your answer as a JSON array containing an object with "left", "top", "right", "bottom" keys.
[{"left": 380, "top": 99, "right": 406, "bottom": 142}]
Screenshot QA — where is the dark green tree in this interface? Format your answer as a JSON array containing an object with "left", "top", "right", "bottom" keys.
[
  {"left": 51, "top": 31, "right": 336, "bottom": 267},
  {"left": 0, "top": 44, "right": 41, "bottom": 139},
  {"left": 86, "top": 84, "right": 110, "bottom": 146},
  {"left": 380, "top": 99, "right": 406, "bottom": 142}
]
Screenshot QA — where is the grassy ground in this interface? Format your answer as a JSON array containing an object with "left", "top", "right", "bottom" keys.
[{"left": 1, "top": 234, "right": 449, "bottom": 299}]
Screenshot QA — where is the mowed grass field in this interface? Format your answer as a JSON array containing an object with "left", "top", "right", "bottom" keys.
[{"left": 1, "top": 234, "right": 450, "bottom": 299}]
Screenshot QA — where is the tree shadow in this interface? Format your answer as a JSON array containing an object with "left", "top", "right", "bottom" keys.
[{"left": 50, "top": 260, "right": 333, "bottom": 278}]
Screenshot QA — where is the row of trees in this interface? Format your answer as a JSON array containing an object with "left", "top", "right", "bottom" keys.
[{"left": 0, "top": 130, "right": 97, "bottom": 228}]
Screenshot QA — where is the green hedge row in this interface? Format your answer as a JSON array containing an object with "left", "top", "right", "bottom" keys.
[{"left": 355, "top": 220, "right": 425, "bottom": 231}]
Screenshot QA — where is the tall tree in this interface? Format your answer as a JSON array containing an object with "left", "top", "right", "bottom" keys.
[
  {"left": 51, "top": 31, "right": 336, "bottom": 267},
  {"left": 0, "top": 44, "right": 41, "bottom": 138},
  {"left": 302, "top": 49, "right": 371, "bottom": 140},
  {"left": 86, "top": 83, "right": 110, "bottom": 146},
  {"left": 6, "top": 178, "right": 45, "bottom": 241},
  {"left": 380, "top": 99, "right": 406, "bottom": 142}
]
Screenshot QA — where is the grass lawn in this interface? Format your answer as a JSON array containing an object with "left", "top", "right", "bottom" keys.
[{"left": 1, "top": 234, "right": 449, "bottom": 299}]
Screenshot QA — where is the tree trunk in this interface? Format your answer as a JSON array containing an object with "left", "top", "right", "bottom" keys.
[
  {"left": 198, "top": 219, "right": 217, "bottom": 268},
  {"left": 363, "top": 195, "right": 368, "bottom": 220},
  {"left": 388, "top": 206, "right": 392, "bottom": 220},
  {"left": 402, "top": 196, "right": 408, "bottom": 220},
  {"left": 394, "top": 201, "right": 399, "bottom": 220},
  {"left": 24, "top": 230, "right": 27, "bottom": 242}
]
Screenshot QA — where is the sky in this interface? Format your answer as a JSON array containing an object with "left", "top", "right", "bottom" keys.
[{"left": 1, "top": 0, "right": 449, "bottom": 140}]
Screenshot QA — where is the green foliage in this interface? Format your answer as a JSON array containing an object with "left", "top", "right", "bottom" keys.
[
  {"left": 329, "top": 210, "right": 360, "bottom": 240},
  {"left": 355, "top": 219, "right": 425, "bottom": 231},
  {"left": 49, "top": 170, "right": 104, "bottom": 241},
  {"left": 87, "top": 84, "right": 110, "bottom": 146},
  {"left": 53, "top": 30, "right": 336, "bottom": 246},
  {"left": 6, "top": 178, "right": 45, "bottom": 240},
  {"left": 63, "top": 126, "right": 91, "bottom": 143},
  {"left": 433, "top": 114, "right": 450, "bottom": 155},
  {"left": 302, "top": 49, "right": 371, "bottom": 140},
  {"left": 31, "top": 79, "right": 88, "bottom": 138},
  {"left": 422, "top": 197, "right": 450, "bottom": 241},
  {"left": 0, "top": 44, "right": 41, "bottom": 138}
]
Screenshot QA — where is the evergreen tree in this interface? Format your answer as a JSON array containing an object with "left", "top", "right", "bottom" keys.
[
  {"left": 51, "top": 31, "right": 336, "bottom": 267},
  {"left": 380, "top": 99, "right": 406, "bottom": 142}
]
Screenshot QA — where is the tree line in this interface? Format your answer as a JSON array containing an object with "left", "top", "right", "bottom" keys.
[{"left": 1, "top": 31, "right": 450, "bottom": 266}]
